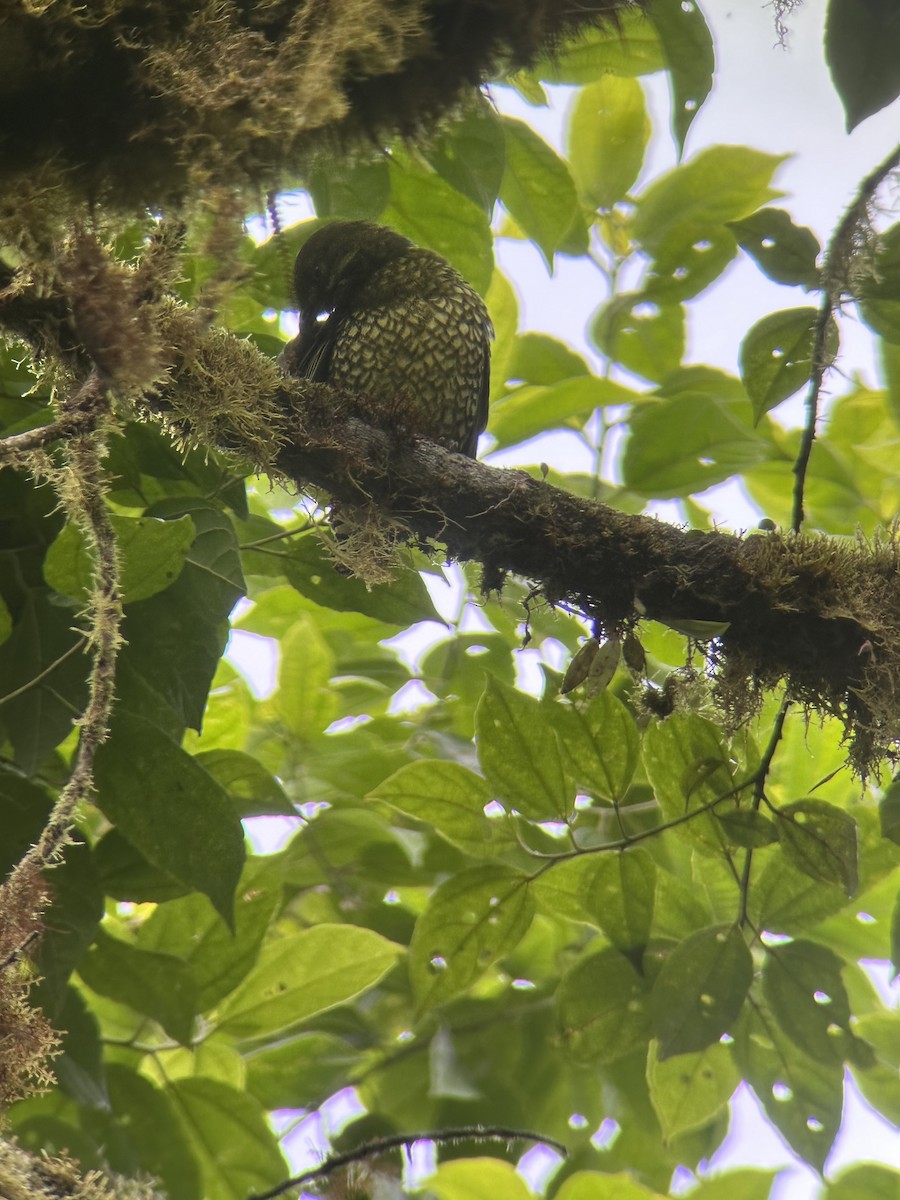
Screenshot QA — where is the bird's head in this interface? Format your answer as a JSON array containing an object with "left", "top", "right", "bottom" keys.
[{"left": 291, "top": 220, "right": 412, "bottom": 326}]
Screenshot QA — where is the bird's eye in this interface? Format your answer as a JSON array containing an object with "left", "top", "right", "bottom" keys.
[{"left": 315, "top": 309, "right": 331, "bottom": 324}]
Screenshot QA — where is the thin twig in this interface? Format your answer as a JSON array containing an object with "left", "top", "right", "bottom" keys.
[
  {"left": 792, "top": 143, "right": 900, "bottom": 532},
  {"left": 250, "top": 1127, "right": 567, "bottom": 1200}
]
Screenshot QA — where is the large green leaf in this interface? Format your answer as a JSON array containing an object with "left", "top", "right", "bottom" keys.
[
  {"left": 645, "top": 0, "right": 715, "bottom": 155},
  {"left": 216, "top": 924, "right": 401, "bottom": 1036},
  {"left": 77, "top": 928, "right": 199, "bottom": 1046},
  {"left": 558, "top": 946, "right": 652, "bottom": 1063},
  {"left": 499, "top": 117, "right": 580, "bottom": 265},
  {"left": 475, "top": 677, "right": 571, "bottom": 821},
  {"left": 728, "top": 208, "right": 821, "bottom": 289},
  {"left": 581, "top": 849, "right": 656, "bottom": 954},
  {"left": 370, "top": 760, "right": 516, "bottom": 858},
  {"left": 167, "top": 1077, "right": 285, "bottom": 1200},
  {"left": 94, "top": 710, "right": 245, "bottom": 924},
  {"left": 825, "top": 0, "right": 900, "bottom": 131},
  {"left": 409, "top": 865, "right": 535, "bottom": 1010},
  {"left": 650, "top": 925, "right": 752, "bottom": 1058},
  {"left": 647, "top": 1040, "right": 739, "bottom": 1141},
  {"left": 774, "top": 798, "right": 859, "bottom": 896},
  {"left": 567, "top": 75, "right": 650, "bottom": 209},
  {"left": 739, "top": 308, "right": 839, "bottom": 423},
  {"left": 733, "top": 1000, "right": 843, "bottom": 1171}
]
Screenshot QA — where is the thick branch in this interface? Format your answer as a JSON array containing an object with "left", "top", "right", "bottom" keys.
[{"left": 274, "top": 383, "right": 900, "bottom": 765}]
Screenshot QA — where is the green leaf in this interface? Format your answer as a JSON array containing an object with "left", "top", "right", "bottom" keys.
[
  {"left": 0, "top": 593, "right": 10, "bottom": 646},
  {"left": 559, "top": 690, "right": 640, "bottom": 802},
  {"left": 622, "top": 391, "right": 771, "bottom": 497},
  {"left": 84, "top": 1064, "right": 202, "bottom": 1200},
  {"left": 733, "top": 1000, "right": 843, "bottom": 1171},
  {"left": 762, "top": 939, "right": 853, "bottom": 1064},
  {"left": 581, "top": 848, "right": 656, "bottom": 954},
  {"left": 429, "top": 1158, "right": 533, "bottom": 1200},
  {"left": 555, "top": 1175, "right": 662, "bottom": 1200},
  {"left": 193, "top": 749, "right": 295, "bottom": 818},
  {"left": 246, "top": 1031, "right": 359, "bottom": 1110},
  {"left": 475, "top": 677, "right": 571, "bottom": 821},
  {"left": 647, "top": 1039, "right": 739, "bottom": 1141},
  {"left": 634, "top": 146, "right": 787, "bottom": 257},
  {"left": 643, "top": 226, "right": 738, "bottom": 303},
  {"left": 306, "top": 155, "right": 390, "bottom": 221},
  {"left": 489, "top": 376, "right": 638, "bottom": 449},
  {"left": 851, "top": 1012, "right": 900, "bottom": 1124},
  {"left": 534, "top": 10, "right": 667, "bottom": 82},
  {"left": 383, "top": 158, "right": 494, "bottom": 294},
  {"left": 53, "top": 987, "right": 107, "bottom": 1110},
  {"left": 274, "top": 614, "right": 337, "bottom": 738},
  {"left": 427, "top": 101, "right": 506, "bottom": 215},
  {"left": 645, "top": 0, "right": 715, "bottom": 155},
  {"left": 567, "top": 75, "right": 650, "bottom": 209},
  {"left": 241, "top": 521, "right": 440, "bottom": 626},
  {"left": 749, "top": 855, "right": 847, "bottom": 937},
  {"left": 857, "top": 223, "right": 900, "bottom": 343},
  {"left": 739, "top": 308, "right": 838, "bottom": 422},
  {"left": 651, "top": 925, "right": 752, "bottom": 1058},
  {"left": 122, "top": 501, "right": 244, "bottom": 731},
  {"left": 409, "top": 865, "right": 534, "bottom": 1011},
  {"left": 642, "top": 714, "right": 733, "bottom": 854},
  {"left": 714, "top": 808, "right": 778, "bottom": 849},
  {"left": 825, "top": 0, "right": 900, "bottom": 131},
  {"left": 137, "top": 855, "right": 282, "bottom": 1012},
  {"left": 775, "top": 798, "right": 859, "bottom": 895},
  {"left": 683, "top": 1169, "right": 778, "bottom": 1200},
  {"left": 728, "top": 208, "right": 821, "bottom": 289},
  {"left": 94, "top": 711, "right": 245, "bottom": 925},
  {"left": 77, "top": 928, "right": 198, "bottom": 1045},
  {"left": 216, "top": 924, "right": 401, "bottom": 1036},
  {"left": 501, "top": 332, "right": 590, "bottom": 386},
  {"left": 558, "top": 947, "right": 651, "bottom": 1064},
  {"left": 167, "top": 1077, "right": 285, "bottom": 1200},
  {"left": 45, "top": 514, "right": 194, "bottom": 604},
  {"left": 499, "top": 117, "right": 580, "bottom": 265},
  {"left": 0, "top": 591, "right": 88, "bottom": 774},
  {"left": 32, "top": 840, "right": 104, "bottom": 1018},
  {"left": 826, "top": 1165, "right": 900, "bottom": 1200},
  {"left": 592, "top": 294, "right": 685, "bottom": 382},
  {"left": 369, "top": 760, "right": 516, "bottom": 857}
]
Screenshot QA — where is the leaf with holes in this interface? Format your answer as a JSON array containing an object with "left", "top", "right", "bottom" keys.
[
  {"left": 762, "top": 939, "right": 854, "bottom": 1064},
  {"left": 645, "top": 0, "right": 715, "bottom": 155},
  {"left": 775, "top": 799, "right": 859, "bottom": 896},
  {"left": 728, "top": 208, "right": 821, "bottom": 289},
  {"left": 733, "top": 1000, "right": 843, "bottom": 1170},
  {"left": 651, "top": 925, "right": 752, "bottom": 1059},
  {"left": 740, "top": 308, "right": 839, "bottom": 423},
  {"left": 647, "top": 1039, "right": 740, "bottom": 1141},
  {"left": 409, "top": 865, "right": 535, "bottom": 1011}
]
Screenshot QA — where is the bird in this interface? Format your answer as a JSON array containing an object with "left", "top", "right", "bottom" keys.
[{"left": 279, "top": 220, "right": 493, "bottom": 457}]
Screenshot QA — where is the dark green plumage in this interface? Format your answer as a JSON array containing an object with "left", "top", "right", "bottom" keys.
[{"left": 281, "top": 220, "right": 493, "bottom": 457}]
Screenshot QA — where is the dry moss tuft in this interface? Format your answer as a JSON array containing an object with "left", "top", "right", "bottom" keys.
[{"left": 0, "top": 1139, "right": 164, "bottom": 1200}]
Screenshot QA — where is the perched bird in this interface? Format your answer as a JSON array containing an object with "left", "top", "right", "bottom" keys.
[{"left": 280, "top": 220, "right": 493, "bottom": 457}]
